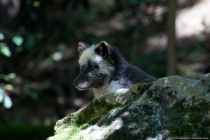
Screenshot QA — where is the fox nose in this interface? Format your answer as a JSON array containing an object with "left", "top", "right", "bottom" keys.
[{"left": 72, "top": 81, "right": 78, "bottom": 86}]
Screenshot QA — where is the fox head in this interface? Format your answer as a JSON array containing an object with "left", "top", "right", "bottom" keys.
[{"left": 73, "top": 41, "right": 115, "bottom": 90}]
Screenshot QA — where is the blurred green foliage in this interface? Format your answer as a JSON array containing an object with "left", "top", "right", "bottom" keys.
[
  {"left": 0, "top": 42, "right": 11, "bottom": 57},
  {"left": 23, "top": 84, "right": 38, "bottom": 100},
  {"left": 0, "top": 73, "right": 16, "bottom": 109},
  {"left": 0, "top": 86, "right": 13, "bottom": 109}
]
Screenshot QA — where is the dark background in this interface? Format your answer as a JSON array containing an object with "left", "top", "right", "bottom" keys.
[{"left": 0, "top": 0, "right": 210, "bottom": 139}]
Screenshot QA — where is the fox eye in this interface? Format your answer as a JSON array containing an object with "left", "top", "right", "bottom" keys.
[{"left": 89, "top": 65, "right": 98, "bottom": 70}]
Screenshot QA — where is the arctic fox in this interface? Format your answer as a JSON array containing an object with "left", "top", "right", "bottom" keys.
[{"left": 73, "top": 41, "right": 156, "bottom": 98}]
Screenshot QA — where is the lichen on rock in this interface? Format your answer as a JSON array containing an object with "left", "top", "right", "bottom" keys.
[{"left": 48, "top": 73, "right": 210, "bottom": 140}]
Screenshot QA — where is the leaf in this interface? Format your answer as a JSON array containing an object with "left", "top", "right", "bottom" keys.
[
  {"left": 23, "top": 84, "right": 38, "bottom": 100},
  {"left": 30, "top": 92, "right": 38, "bottom": 100},
  {"left": 12, "top": 36, "right": 24, "bottom": 46},
  {"left": 52, "top": 52, "right": 63, "bottom": 61},
  {"left": 4, "top": 73, "right": 16, "bottom": 81},
  {"left": 58, "top": 43, "right": 67, "bottom": 52},
  {"left": 26, "top": 35, "right": 35, "bottom": 50},
  {"left": 6, "top": 84, "right": 13, "bottom": 91},
  {"left": 23, "top": 84, "right": 31, "bottom": 93},
  {"left": 16, "top": 46, "right": 23, "bottom": 53},
  {"left": 0, "top": 33, "right": 5, "bottom": 40},
  {"left": 33, "top": 1, "right": 40, "bottom": 7},
  {"left": 0, "top": 43, "right": 11, "bottom": 57},
  {"left": 0, "top": 87, "right": 4, "bottom": 103},
  {"left": 3, "top": 95, "right": 13, "bottom": 109}
]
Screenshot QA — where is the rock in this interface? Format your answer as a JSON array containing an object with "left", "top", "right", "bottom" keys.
[{"left": 48, "top": 74, "right": 210, "bottom": 140}]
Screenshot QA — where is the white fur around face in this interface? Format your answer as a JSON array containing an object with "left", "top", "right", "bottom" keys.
[
  {"left": 79, "top": 44, "right": 98, "bottom": 65},
  {"left": 78, "top": 82, "right": 88, "bottom": 90},
  {"left": 93, "top": 80, "right": 129, "bottom": 98},
  {"left": 95, "top": 55, "right": 103, "bottom": 63}
]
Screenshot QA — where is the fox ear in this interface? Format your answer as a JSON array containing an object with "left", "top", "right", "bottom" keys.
[
  {"left": 95, "top": 41, "right": 111, "bottom": 58},
  {"left": 78, "top": 42, "right": 90, "bottom": 54}
]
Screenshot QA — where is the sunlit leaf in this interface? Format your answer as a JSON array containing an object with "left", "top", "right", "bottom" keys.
[
  {"left": 0, "top": 33, "right": 5, "bottom": 40},
  {"left": 33, "top": 1, "right": 40, "bottom": 7},
  {"left": 0, "top": 43, "right": 11, "bottom": 57},
  {"left": 52, "top": 52, "right": 63, "bottom": 61},
  {"left": 12, "top": 36, "right": 24, "bottom": 46},
  {"left": 0, "top": 87, "right": 4, "bottom": 103},
  {"left": 3, "top": 95, "right": 13, "bottom": 109},
  {"left": 6, "top": 84, "right": 13, "bottom": 91},
  {"left": 0, "top": 94, "right": 3, "bottom": 103},
  {"left": 4, "top": 73, "right": 16, "bottom": 81}
]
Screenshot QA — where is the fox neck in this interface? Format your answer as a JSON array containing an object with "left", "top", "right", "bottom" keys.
[
  {"left": 92, "top": 77, "right": 133, "bottom": 98},
  {"left": 92, "top": 80, "right": 121, "bottom": 98}
]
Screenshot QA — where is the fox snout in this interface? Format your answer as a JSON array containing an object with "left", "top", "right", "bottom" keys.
[
  {"left": 73, "top": 71, "right": 90, "bottom": 90},
  {"left": 72, "top": 80, "right": 78, "bottom": 87},
  {"left": 73, "top": 76, "right": 82, "bottom": 89},
  {"left": 72, "top": 80, "right": 83, "bottom": 90},
  {"left": 72, "top": 79, "right": 85, "bottom": 90}
]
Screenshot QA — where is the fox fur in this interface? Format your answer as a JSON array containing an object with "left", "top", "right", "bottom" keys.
[{"left": 73, "top": 41, "right": 156, "bottom": 98}]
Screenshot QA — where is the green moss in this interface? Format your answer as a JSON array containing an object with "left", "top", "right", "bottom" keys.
[
  {"left": 49, "top": 123, "right": 89, "bottom": 140},
  {"left": 130, "top": 82, "right": 152, "bottom": 95},
  {"left": 50, "top": 94, "right": 128, "bottom": 140},
  {"left": 169, "top": 100, "right": 210, "bottom": 137},
  {"left": 70, "top": 96, "right": 123, "bottom": 125}
]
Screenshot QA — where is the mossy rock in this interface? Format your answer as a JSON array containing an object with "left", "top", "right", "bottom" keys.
[{"left": 48, "top": 73, "right": 210, "bottom": 140}]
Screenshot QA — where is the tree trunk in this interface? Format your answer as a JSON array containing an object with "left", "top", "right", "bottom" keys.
[{"left": 166, "top": 0, "right": 177, "bottom": 76}]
